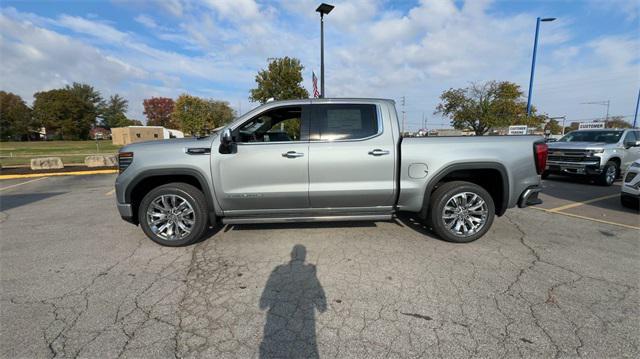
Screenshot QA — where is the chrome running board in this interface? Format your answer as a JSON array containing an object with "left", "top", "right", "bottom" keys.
[{"left": 222, "top": 214, "right": 392, "bottom": 225}]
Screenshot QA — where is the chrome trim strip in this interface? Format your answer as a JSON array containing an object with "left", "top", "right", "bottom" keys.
[
  {"left": 222, "top": 214, "right": 393, "bottom": 224},
  {"left": 223, "top": 206, "right": 394, "bottom": 216},
  {"left": 547, "top": 160, "right": 599, "bottom": 167}
]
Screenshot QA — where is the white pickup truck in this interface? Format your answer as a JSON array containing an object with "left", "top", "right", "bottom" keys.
[{"left": 115, "top": 98, "right": 547, "bottom": 246}]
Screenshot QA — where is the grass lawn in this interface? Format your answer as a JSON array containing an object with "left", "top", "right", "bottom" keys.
[{"left": 0, "top": 141, "right": 122, "bottom": 167}]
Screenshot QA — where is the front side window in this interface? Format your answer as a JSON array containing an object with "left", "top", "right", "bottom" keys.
[
  {"left": 312, "top": 104, "right": 378, "bottom": 141},
  {"left": 623, "top": 131, "right": 637, "bottom": 144},
  {"left": 236, "top": 106, "right": 303, "bottom": 143}
]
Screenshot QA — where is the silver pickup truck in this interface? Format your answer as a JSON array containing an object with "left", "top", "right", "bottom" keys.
[
  {"left": 115, "top": 98, "right": 546, "bottom": 246},
  {"left": 544, "top": 128, "right": 640, "bottom": 186}
]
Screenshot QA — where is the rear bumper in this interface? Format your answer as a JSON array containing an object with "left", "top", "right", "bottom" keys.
[
  {"left": 117, "top": 202, "right": 136, "bottom": 224},
  {"left": 518, "top": 186, "right": 543, "bottom": 208}
]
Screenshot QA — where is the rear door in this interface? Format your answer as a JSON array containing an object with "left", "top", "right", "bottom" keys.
[{"left": 307, "top": 103, "right": 396, "bottom": 209}]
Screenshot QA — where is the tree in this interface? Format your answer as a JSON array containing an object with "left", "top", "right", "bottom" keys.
[
  {"left": 143, "top": 97, "right": 176, "bottom": 128},
  {"left": 173, "top": 94, "right": 235, "bottom": 136},
  {"left": 435, "top": 81, "right": 545, "bottom": 136},
  {"left": 544, "top": 118, "right": 563, "bottom": 135},
  {"left": 100, "top": 94, "right": 129, "bottom": 129},
  {"left": 0, "top": 91, "right": 33, "bottom": 140},
  {"left": 65, "top": 82, "right": 102, "bottom": 125},
  {"left": 32, "top": 89, "right": 95, "bottom": 140},
  {"left": 249, "top": 57, "right": 309, "bottom": 103},
  {"left": 606, "top": 116, "right": 631, "bottom": 129}
]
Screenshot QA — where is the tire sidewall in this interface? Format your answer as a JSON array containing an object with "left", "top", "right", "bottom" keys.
[
  {"left": 430, "top": 182, "right": 495, "bottom": 243},
  {"left": 138, "top": 184, "right": 208, "bottom": 247},
  {"left": 599, "top": 161, "right": 618, "bottom": 186}
]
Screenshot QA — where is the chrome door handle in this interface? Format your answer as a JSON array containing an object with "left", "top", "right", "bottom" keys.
[
  {"left": 282, "top": 151, "right": 304, "bottom": 158},
  {"left": 368, "top": 149, "right": 390, "bottom": 156}
]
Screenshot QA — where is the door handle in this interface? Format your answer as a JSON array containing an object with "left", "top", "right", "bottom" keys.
[
  {"left": 282, "top": 151, "right": 304, "bottom": 158},
  {"left": 368, "top": 149, "right": 390, "bottom": 156}
]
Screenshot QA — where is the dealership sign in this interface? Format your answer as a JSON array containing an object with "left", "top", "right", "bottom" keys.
[
  {"left": 508, "top": 125, "right": 528, "bottom": 135},
  {"left": 578, "top": 122, "right": 605, "bottom": 130}
]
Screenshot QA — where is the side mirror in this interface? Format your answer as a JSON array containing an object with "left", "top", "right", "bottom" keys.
[
  {"left": 624, "top": 140, "right": 639, "bottom": 149},
  {"left": 221, "top": 128, "right": 233, "bottom": 145}
]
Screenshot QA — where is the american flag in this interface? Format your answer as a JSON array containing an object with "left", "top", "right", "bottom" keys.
[{"left": 312, "top": 71, "right": 320, "bottom": 98}]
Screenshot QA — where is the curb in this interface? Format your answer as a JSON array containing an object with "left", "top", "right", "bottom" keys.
[{"left": 0, "top": 169, "right": 117, "bottom": 180}]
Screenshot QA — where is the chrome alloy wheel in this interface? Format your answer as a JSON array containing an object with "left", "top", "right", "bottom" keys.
[
  {"left": 605, "top": 165, "right": 616, "bottom": 185},
  {"left": 442, "top": 192, "right": 489, "bottom": 237},
  {"left": 146, "top": 194, "right": 195, "bottom": 241}
]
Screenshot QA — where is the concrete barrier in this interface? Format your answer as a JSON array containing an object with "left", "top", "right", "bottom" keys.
[
  {"left": 30, "top": 157, "right": 64, "bottom": 170},
  {"left": 85, "top": 155, "right": 117, "bottom": 168}
]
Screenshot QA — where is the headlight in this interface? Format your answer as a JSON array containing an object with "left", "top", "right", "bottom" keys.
[
  {"left": 631, "top": 162, "right": 640, "bottom": 169},
  {"left": 590, "top": 149, "right": 604, "bottom": 154}
]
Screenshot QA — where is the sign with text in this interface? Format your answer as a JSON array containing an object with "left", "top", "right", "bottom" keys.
[
  {"left": 508, "top": 125, "right": 528, "bottom": 135},
  {"left": 578, "top": 122, "right": 605, "bottom": 130}
]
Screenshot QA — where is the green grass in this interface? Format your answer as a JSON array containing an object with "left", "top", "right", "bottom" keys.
[{"left": 0, "top": 141, "right": 122, "bottom": 167}]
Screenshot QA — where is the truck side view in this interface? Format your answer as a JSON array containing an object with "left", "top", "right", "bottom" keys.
[{"left": 115, "top": 98, "right": 547, "bottom": 246}]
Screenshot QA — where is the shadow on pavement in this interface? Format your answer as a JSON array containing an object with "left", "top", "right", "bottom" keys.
[
  {"left": 259, "top": 244, "right": 326, "bottom": 359},
  {"left": 0, "top": 192, "right": 66, "bottom": 211},
  {"left": 542, "top": 176, "right": 638, "bottom": 214}
]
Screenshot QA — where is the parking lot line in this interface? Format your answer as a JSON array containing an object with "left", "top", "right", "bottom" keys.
[
  {"left": 531, "top": 206, "right": 639, "bottom": 230},
  {"left": 0, "top": 177, "right": 48, "bottom": 192},
  {"left": 546, "top": 193, "right": 620, "bottom": 212},
  {"left": 0, "top": 169, "right": 117, "bottom": 180},
  {"left": 105, "top": 189, "right": 115, "bottom": 196}
]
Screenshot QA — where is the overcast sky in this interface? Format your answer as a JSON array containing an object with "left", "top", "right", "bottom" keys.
[{"left": 1, "top": 0, "right": 638, "bottom": 129}]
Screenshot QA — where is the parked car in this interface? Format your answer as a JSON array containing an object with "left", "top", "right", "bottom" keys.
[
  {"left": 115, "top": 98, "right": 546, "bottom": 246},
  {"left": 543, "top": 128, "right": 640, "bottom": 186},
  {"left": 621, "top": 160, "right": 640, "bottom": 209}
]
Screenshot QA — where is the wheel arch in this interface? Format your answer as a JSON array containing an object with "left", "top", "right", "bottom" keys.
[{"left": 420, "top": 162, "right": 510, "bottom": 219}]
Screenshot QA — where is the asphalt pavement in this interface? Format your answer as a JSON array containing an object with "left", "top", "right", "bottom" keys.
[{"left": 1, "top": 174, "right": 638, "bottom": 358}]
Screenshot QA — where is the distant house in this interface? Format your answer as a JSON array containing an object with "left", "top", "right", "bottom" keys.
[
  {"left": 90, "top": 127, "right": 111, "bottom": 140},
  {"left": 111, "top": 126, "right": 184, "bottom": 145}
]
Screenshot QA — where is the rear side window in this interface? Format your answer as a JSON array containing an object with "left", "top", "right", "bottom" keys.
[{"left": 312, "top": 104, "right": 378, "bottom": 141}]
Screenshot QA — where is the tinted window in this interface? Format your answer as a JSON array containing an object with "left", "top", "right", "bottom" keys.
[
  {"left": 313, "top": 104, "right": 378, "bottom": 141},
  {"left": 237, "top": 106, "right": 303, "bottom": 143},
  {"left": 558, "top": 130, "right": 623, "bottom": 144},
  {"left": 623, "top": 131, "right": 636, "bottom": 142}
]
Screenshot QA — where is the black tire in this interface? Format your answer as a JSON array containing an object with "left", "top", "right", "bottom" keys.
[
  {"left": 138, "top": 183, "right": 208, "bottom": 246},
  {"left": 428, "top": 181, "right": 495, "bottom": 243},
  {"left": 597, "top": 161, "right": 618, "bottom": 186},
  {"left": 541, "top": 171, "right": 550, "bottom": 179},
  {"left": 620, "top": 195, "right": 640, "bottom": 211}
]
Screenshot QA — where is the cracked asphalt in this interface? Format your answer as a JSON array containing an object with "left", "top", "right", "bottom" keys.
[{"left": 1, "top": 174, "right": 638, "bottom": 358}]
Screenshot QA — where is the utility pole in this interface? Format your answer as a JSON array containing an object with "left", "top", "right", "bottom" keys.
[
  {"left": 401, "top": 96, "right": 406, "bottom": 135},
  {"left": 581, "top": 100, "right": 611, "bottom": 122},
  {"left": 634, "top": 88, "right": 639, "bottom": 128}
]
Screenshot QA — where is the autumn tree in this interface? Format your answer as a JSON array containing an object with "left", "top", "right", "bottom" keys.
[
  {"left": 435, "top": 81, "right": 545, "bottom": 135},
  {"left": 173, "top": 94, "right": 235, "bottom": 136},
  {"left": 544, "top": 118, "right": 563, "bottom": 135},
  {"left": 605, "top": 116, "right": 631, "bottom": 129},
  {"left": 0, "top": 91, "right": 34, "bottom": 140},
  {"left": 32, "top": 89, "right": 95, "bottom": 140},
  {"left": 100, "top": 94, "right": 130, "bottom": 129},
  {"left": 249, "top": 57, "right": 309, "bottom": 103},
  {"left": 143, "top": 97, "right": 176, "bottom": 128}
]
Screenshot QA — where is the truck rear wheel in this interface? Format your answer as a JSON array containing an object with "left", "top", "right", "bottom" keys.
[
  {"left": 597, "top": 161, "right": 618, "bottom": 186},
  {"left": 428, "top": 181, "right": 495, "bottom": 243},
  {"left": 138, "top": 183, "right": 208, "bottom": 246}
]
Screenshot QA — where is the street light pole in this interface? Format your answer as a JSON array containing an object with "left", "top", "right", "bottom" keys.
[
  {"left": 526, "top": 17, "right": 556, "bottom": 116},
  {"left": 316, "top": 3, "right": 334, "bottom": 98},
  {"left": 634, "top": 88, "right": 639, "bottom": 128}
]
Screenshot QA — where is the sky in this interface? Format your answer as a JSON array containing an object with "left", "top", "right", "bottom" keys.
[{"left": 1, "top": 0, "right": 639, "bottom": 130}]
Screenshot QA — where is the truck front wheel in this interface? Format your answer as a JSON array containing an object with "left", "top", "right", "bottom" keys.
[
  {"left": 597, "top": 161, "right": 618, "bottom": 186},
  {"left": 138, "top": 183, "right": 208, "bottom": 246},
  {"left": 428, "top": 181, "right": 495, "bottom": 243}
]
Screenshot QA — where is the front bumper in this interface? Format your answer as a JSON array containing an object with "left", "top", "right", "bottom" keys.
[
  {"left": 518, "top": 186, "right": 543, "bottom": 208},
  {"left": 546, "top": 160, "right": 602, "bottom": 176},
  {"left": 117, "top": 202, "right": 135, "bottom": 224}
]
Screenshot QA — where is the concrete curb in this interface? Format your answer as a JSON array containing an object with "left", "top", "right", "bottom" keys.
[{"left": 0, "top": 169, "right": 117, "bottom": 180}]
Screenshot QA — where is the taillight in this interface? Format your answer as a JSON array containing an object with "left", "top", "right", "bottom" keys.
[
  {"left": 118, "top": 152, "right": 133, "bottom": 174},
  {"left": 534, "top": 142, "right": 548, "bottom": 175}
]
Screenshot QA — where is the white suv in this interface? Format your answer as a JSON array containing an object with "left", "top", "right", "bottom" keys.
[{"left": 621, "top": 159, "right": 640, "bottom": 209}]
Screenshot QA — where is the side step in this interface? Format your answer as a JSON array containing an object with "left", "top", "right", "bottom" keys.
[{"left": 222, "top": 214, "right": 393, "bottom": 225}]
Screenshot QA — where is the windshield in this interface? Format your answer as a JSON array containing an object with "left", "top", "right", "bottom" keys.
[{"left": 558, "top": 130, "right": 623, "bottom": 144}]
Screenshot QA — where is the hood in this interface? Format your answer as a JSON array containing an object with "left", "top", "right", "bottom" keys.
[
  {"left": 548, "top": 141, "right": 609, "bottom": 150},
  {"left": 120, "top": 136, "right": 215, "bottom": 153}
]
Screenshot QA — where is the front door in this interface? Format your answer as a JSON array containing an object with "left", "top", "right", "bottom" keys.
[
  {"left": 308, "top": 103, "right": 396, "bottom": 209},
  {"left": 215, "top": 105, "right": 311, "bottom": 213}
]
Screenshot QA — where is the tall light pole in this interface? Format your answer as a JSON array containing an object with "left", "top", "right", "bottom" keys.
[
  {"left": 633, "top": 88, "right": 639, "bottom": 128},
  {"left": 316, "top": 3, "right": 334, "bottom": 98},
  {"left": 526, "top": 17, "right": 556, "bottom": 116}
]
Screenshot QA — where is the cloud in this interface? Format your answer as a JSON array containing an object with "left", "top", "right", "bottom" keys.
[{"left": 134, "top": 14, "right": 158, "bottom": 29}]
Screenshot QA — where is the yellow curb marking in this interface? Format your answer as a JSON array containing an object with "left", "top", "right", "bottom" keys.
[
  {"left": 0, "top": 177, "right": 48, "bottom": 191},
  {"left": 0, "top": 169, "right": 117, "bottom": 180},
  {"left": 531, "top": 206, "right": 639, "bottom": 230},
  {"left": 105, "top": 189, "right": 115, "bottom": 196},
  {"left": 546, "top": 193, "right": 621, "bottom": 212}
]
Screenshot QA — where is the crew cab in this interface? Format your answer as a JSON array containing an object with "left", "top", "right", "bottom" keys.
[
  {"left": 115, "top": 98, "right": 546, "bottom": 246},
  {"left": 544, "top": 128, "right": 640, "bottom": 186}
]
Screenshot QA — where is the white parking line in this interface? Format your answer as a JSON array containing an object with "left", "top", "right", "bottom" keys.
[{"left": 0, "top": 177, "right": 48, "bottom": 192}]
